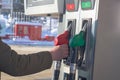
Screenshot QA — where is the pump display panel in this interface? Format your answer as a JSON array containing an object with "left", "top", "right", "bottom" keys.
[
  {"left": 24, "top": 0, "right": 65, "bottom": 16},
  {"left": 26, "top": 0, "right": 54, "bottom": 7}
]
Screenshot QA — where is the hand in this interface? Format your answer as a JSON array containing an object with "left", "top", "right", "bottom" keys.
[{"left": 50, "top": 44, "right": 68, "bottom": 60}]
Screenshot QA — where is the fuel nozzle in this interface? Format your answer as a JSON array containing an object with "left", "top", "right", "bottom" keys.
[
  {"left": 69, "top": 31, "right": 86, "bottom": 48},
  {"left": 54, "top": 30, "right": 69, "bottom": 46},
  {"left": 69, "top": 20, "right": 88, "bottom": 48},
  {"left": 53, "top": 29, "right": 69, "bottom": 80},
  {"left": 54, "top": 22, "right": 72, "bottom": 46}
]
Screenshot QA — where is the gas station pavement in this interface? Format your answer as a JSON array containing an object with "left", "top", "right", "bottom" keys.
[{"left": 1, "top": 69, "right": 52, "bottom": 80}]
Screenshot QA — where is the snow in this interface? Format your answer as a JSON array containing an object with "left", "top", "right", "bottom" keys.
[
  {"left": 2, "top": 29, "right": 56, "bottom": 46},
  {"left": 3, "top": 39, "right": 54, "bottom": 46},
  {"left": 15, "top": 22, "right": 42, "bottom": 26},
  {"left": 1, "top": 17, "right": 58, "bottom": 46}
]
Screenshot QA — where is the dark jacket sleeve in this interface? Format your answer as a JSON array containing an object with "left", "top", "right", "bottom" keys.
[{"left": 0, "top": 39, "right": 53, "bottom": 76}]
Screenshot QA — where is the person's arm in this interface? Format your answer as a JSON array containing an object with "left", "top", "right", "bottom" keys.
[{"left": 0, "top": 39, "right": 52, "bottom": 76}]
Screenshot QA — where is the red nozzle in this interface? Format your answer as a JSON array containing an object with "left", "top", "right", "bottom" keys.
[{"left": 54, "top": 31, "right": 69, "bottom": 46}]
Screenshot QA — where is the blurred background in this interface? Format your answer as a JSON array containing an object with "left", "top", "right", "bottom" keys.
[
  {"left": 0, "top": 0, "right": 58, "bottom": 80},
  {"left": 0, "top": 0, "right": 59, "bottom": 46}
]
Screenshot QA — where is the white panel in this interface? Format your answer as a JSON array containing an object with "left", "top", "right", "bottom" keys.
[{"left": 24, "top": 0, "right": 64, "bottom": 16}]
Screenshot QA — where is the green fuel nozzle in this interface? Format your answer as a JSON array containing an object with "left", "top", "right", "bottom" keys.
[
  {"left": 69, "top": 20, "right": 88, "bottom": 48},
  {"left": 69, "top": 30, "right": 86, "bottom": 48}
]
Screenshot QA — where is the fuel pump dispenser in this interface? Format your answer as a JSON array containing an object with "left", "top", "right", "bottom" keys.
[{"left": 58, "top": 0, "right": 99, "bottom": 80}]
